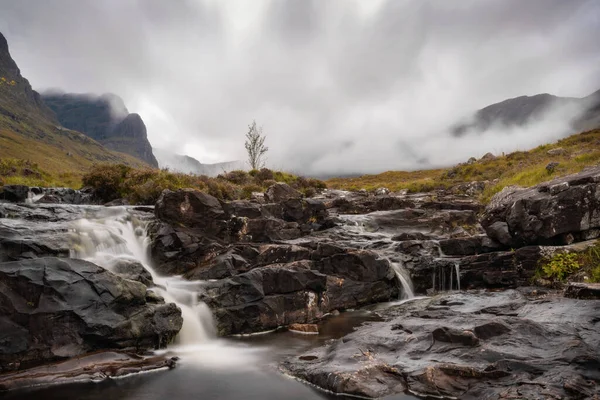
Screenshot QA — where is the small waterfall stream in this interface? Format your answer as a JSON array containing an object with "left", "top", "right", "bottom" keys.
[
  {"left": 337, "top": 213, "right": 416, "bottom": 299},
  {"left": 68, "top": 207, "right": 215, "bottom": 346}
]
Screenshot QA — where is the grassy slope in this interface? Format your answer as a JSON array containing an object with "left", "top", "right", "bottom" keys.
[
  {"left": 0, "top": 110, "right": 149, "bottom": 187},
  {"left": 328, "top": 128, "right": 600, "bottom": 202}
]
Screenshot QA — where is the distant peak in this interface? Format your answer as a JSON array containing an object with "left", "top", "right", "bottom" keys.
[{"left": 0, "top": 32, "right": 8, "bottom": 54}]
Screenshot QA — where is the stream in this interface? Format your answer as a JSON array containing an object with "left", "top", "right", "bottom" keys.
[{"left": 1, "top": 204, "right": 419, "bottom": 400}]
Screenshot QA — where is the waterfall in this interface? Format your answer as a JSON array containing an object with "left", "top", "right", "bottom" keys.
[
  {"left": 68, "top": 206, "right": 215, "bottom": 346},
  {"left": 455, "top": 263, "right": 461, "bottom": 291},
  {"left": 431, "top": 263, "right": 462, "bottom": 292},
  {"left": 389, "top": 261, "right": 415, "bottom": 299}
]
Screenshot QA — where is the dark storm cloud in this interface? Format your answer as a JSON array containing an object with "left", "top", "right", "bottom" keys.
[{"left": 0, "top": 0, "right": 599, "bottom": 174}]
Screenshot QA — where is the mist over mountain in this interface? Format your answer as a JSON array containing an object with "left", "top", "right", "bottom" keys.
[
  {"left": 43, "top": 92, "right": 158, "bottom": 167},
  {"left": 153, "top": 147, "right": 245, "bottom": 177},
  {"left": 452, "top": 89, "right": 600, "bottom": 137},
  {"left": 0, "top": 31, "right": 147, "bottom": 172}
]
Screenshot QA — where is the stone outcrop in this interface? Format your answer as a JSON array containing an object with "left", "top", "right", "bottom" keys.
[
  {"left": 0, "top": 257, "right": 182, "bottom": 372},
  {"left": 565, "top": 282, "right": 600, "bottom": 299},
  {"left": 150, "top": 186, "right": 398, "bottom": 335},
  {"left": 282, "top": 290, "right": 600, "bottom": 399},
  {"left": 481, "top": 166, "right": 600, "bottom": 247}
]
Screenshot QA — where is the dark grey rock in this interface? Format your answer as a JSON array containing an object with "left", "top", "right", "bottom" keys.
[{"left": 0, "top": 257, "right": 182, "bottom": 371}]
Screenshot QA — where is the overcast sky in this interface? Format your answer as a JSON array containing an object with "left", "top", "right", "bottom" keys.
[{"left": 1, "top": 0, "right": 599, "bottom": 175}]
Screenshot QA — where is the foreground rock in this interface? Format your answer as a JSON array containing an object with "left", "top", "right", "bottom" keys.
[
  {"left": 0, "top": 351, "right": 177, "bottom": 391},
  {"left": 199, "top": 245, "right": 398, "bottom": 335},
  {"left": 481, "top": 166, "right": 600, "bottom": 247},
  {"left": 565, "top": 282, "right": 600, "bottom": 299},
  {"left": 282, "top": 290, "right": 600, "bottom": 399},
  {"left": 0, "top": 257, "right": 182, "bottom": 372}
]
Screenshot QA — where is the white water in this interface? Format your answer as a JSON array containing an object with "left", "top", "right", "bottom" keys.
[
  {"left": 69, "top": 207, "right": 216, "bottom": 345},
  {"left": 337, "top": 213, "right": 416, "bottom": 299},
  {"left": 390, "top": 261, "right": 415, "bottom": 299}
]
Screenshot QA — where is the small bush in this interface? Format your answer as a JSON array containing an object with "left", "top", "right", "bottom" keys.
[
  {"left": 540, "top": 252, "right": 580, "bottom": 281},
  {"left": 241, "top": 184, "right": 262, "bottom": 199},
  {"left": 218, "top": 170, "right": 251, "bottom": 185},
  {"left": 254, "top": 168, "right": 275, "bottom": 182},
  {"left": 82, "top": 164, "right": 131, "bottom": 202}
]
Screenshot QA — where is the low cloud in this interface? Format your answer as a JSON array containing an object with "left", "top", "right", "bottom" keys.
[{"left": 1, "top": 0, "right": 599, "bottom": 174}]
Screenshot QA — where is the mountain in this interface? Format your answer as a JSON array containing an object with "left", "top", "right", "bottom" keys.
[
  {"left": 452, "top": 89, "right": 600, "bottom": 136},
  {"left": 153, "top": 147, "right": 246, "bottom": 177},
  {"left": 0, "top": 32, "right": 147, "bottom": 174},
  {"left": 42, "top": 92, "right": 158, "bottom": 167}
]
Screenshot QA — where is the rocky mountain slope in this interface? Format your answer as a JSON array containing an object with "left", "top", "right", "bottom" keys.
[
  {"left": 43, "top": 92, "right": 158, "bottom": 167},
  {"left": 0, "top": 32, "right": 147, "bottom": 176},
  {"left": 453, "top": 89, "right": 600, "bottom": 136},
  {"left": 153, "top": 147, "right": 245, "bottom": 176}
]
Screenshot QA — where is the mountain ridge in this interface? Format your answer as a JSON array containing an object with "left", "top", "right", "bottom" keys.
[
  {"left": 0, "top": 31, "right": 149, "bottom": 180},
  {"left": 42, "top": 92, "right": 158, "bottom": 167},
  {"left": 452, "top": 89, "right": 600, "bottom": 136}
]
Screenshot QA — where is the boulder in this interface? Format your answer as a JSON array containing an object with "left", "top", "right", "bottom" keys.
[
  {"left": 480, "top": 152, "right": 496, "bottom": 162},
  {"left": 547, "top": 147, "right": 567, "bottom": 156},
  {"left": 198, "top": 247, "right": 398, "bottom": 335},
  {"left": 264, "top": 183, "right": 302, "bottom": 203},
  {"left": 155, "top": 189, "right": 229, "bottom": 236},
  {"left": 481, "top": 166, "right": 600, "bottom": 247},
  {"left": 0, "top": 257, "right": 183, "bottom": 371},
  {"left": 564, "top": 282, "right": 600, "bottom": 299},
  {"left": 0, "top": 185, "right": 29, "bottom": 203},
  {"left": 110, "top": 259, "right": 154, "bottom": 287}
]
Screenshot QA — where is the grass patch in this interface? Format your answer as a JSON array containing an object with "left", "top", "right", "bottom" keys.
[{"left": 82, "top": 165, "right": 326, "bottom": 204}]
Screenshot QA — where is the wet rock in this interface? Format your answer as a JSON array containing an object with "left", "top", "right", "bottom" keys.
[
  {"left": 264, "top": 183, "right": 301, "bottom": 203},
  {"left": 473, "top": 321, "right": 511, "bottom": 339},
  {"left": 0, "top": 352, "right": 178, "bottom": 391},
  {"left": 199, "top": 247, "right": 398, "bottom": 335},
  {"left": 288, "top": 323, "right": 319, "bottom": 334},
  {"left": 481, "top": 166, "right": 600, "bottom": 247},
  {"left": 431, "top": 327, "right": 479, "bottom": 346},
  {"left": 564, "top": 282, "right": 600, "bottom": 299},
  {"left": 0, "top": 257, "right": 183, "bottom": 371},
  {"left": 35, "top": 194, "right": 61, "bottom": 204},
  {"left": 104, "top": 198, "right": 129, "bottom": 206},
  {"left": 110, "top": 259, "right": 154, "bottom": 287},
  {"left": 438, "top": 235, "right": 504, "bottom": 256},
  {"left": 282, "top": 291, "right": 600, "bottom": 399},
  {"left": 0, "top": 185, "right": 29, "bottom": 203},
  {"left": 391, "top": 232, "right": 434, "bottom": 241},
  {"left": 155, "top": 189, "right": 229, "bottom": 236}
]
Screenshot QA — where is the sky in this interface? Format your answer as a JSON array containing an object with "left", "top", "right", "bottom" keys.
[{"left": 0, "top": 0, "right": 599, "bottom": 175}]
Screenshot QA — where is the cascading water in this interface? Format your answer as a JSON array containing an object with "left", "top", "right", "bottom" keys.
[
  {"left": 338, "top": 213, "right": 416, "bottom": 300},
  {"left": 390, "top": 261, "right": 415, "bottom": 299},
  {"left": 68, "top": 207, "right": 215, "bottom": 346},
  {"left": 432, "top": 262, "right": 462, "bottom": 292}
]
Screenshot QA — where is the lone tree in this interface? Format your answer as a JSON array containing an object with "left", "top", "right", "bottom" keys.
[{"left": 245, "top": 120, "right": 268, "bottom": 170}]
